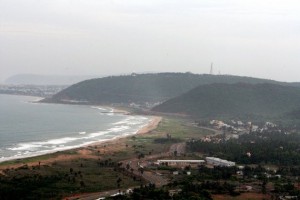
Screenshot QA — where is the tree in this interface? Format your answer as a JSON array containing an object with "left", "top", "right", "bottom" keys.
[
  {"left": 117, "top": 177, "right": 122, "bottom": 188},
  {"left": 174, "top": 150, "right": 178, "bottom": 157},
  {"left": 80, "top": 180, "right": 85, "bottom": 187}
]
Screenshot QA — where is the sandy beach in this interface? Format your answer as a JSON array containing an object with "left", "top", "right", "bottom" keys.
[
  {"left": 137, "top": 116, "right": 162, "bottom": 134},
  {"left": 0, "top": 115, "right": 162, "bottom": 171}
]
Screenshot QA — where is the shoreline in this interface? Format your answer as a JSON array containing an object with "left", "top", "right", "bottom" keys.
[
  {"left": 85, "top": 115, "right": 162, "bottom": 145},
  {"left": 137, "top": 116, "right": 162, "bottom": 135},
  {"left": 0, "top": 100, "right": 136, "bottom": 164},
  {"left": 0, "top": 115, "right": 162, "bottom": 171}
]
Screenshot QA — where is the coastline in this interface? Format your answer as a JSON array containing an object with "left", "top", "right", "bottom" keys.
[
  {"left": 0, "top": 97, "right": 140, "bottom": 164},
  {"left": 0, "top": 115, "right": 162, "bottom": 171},
  {"left": 137, "top": 116, "right": 162, "bottom": 135}
]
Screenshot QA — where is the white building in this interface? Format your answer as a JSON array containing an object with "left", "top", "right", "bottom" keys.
[
  {"left": 252, "top": 125, "right": 259, "bottom": 132},
  {"left": 157, "top": 160, "right": 205, "bottom": 166},
  {"left": 206, "top": 157, "right": 235, "bottom": 167}
]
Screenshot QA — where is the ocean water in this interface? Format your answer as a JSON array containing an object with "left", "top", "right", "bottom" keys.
[{"left": 0, "top": 94, "right": 150, "bottom": 162}]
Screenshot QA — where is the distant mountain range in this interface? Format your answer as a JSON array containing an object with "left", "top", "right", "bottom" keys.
[
  {"left": 5, "top": 74, "right": 101, "bottom": 85},
  {"left": 43, "top": 73, "right": 300, "bottom": 119}
]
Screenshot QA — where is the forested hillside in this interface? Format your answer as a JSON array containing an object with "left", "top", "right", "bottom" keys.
[
  {"left": 44, "top": 73, "right": 296, "bottom": 105},
  {"left": 152, "top": 83, "right": 300, "bottom": 119}
]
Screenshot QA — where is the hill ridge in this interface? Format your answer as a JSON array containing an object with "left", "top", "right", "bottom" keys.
[
  {"left": 45, "top": 73, "right": 299, "bottom": 105},
  {"left": 152, "top": 82, "right": 300, "bottom": 119}
]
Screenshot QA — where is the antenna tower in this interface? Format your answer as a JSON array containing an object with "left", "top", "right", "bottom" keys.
[{"left": 210, "top": 63, "right": 213, "bottom": 75}]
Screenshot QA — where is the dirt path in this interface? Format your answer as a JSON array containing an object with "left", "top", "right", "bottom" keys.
[
  {"left": 119, "top": 142, "right": 189, "bottom": 187},
  {"left": 197, "top": 126, "right": 223, "bottom": 135}
]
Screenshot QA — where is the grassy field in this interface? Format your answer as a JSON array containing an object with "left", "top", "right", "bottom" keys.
[
  {"left": 113, "top": 117, "right": 213, "bottom": 161},
  {"left": 155, "top": 117, "right": 213, "bottom": 139}
]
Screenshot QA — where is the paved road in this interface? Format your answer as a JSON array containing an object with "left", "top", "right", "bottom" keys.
[
  {"left": 197, "top": 126, "right": 223, "bottom": 135},
  {"left": 64, "top": 144, "right": 179, "bottom": 199},
  {"left": 122, "top": 156, "right": 169, "bottom": 187}
]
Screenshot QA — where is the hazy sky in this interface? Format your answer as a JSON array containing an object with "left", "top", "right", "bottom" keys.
[{"left": 1, "top": 0, "right": 300, "bottom": 82}]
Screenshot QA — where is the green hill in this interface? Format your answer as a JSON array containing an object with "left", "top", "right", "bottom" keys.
[
  {"left": 286, "top": 109, "right": 300, "bottom": 119},
  {"left": 44, "top": 73, "right": 297, "bottom": 105},
  {"left": 152, "top": 83, "right": 300, "bottom": 119}
]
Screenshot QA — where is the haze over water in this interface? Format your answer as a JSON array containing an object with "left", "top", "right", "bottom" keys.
[{"left": 0, "top": 94, "right": 150, "bottom": 162}]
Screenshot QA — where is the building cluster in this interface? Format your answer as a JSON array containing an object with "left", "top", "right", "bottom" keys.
[
  {"left": 209, "top": 120, "right": 281, "bottom": 138},
  {"left": 209, "top": 120, "right": 251, "bottom": 134},
  {"left": 129, "top": 102, "right": 161, "bottom": 109},
  {"left": 201, "top": 119, "right": 282, "bottom": 144},
  {"left": 0, "top": 84, "right": 66, "bottom": 97}
]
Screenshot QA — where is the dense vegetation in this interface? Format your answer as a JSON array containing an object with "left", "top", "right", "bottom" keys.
[
  {"left": 153, "top": 83, "right": 300, "bottom": 119},
  {"left": 188, "top": 131, "right": 300, "bottom": 165},
  {"left": 286, "top": 108, "right": 300, "bottom": 119},
  {"left": 106, "top": 182, "right": 222, "bottom": 200},
  {"left": 45, "top": 73, "right": 298, "bottom": 105},
  {"left": 0, "top": 159, "right": 138, "bottom": 200}
]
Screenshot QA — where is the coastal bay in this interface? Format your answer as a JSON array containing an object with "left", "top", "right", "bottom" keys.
[
  {"left": 0, "top": 94, "right": 155, "bottom": 164},
  {"left": 0, "top": 115, "right": 161, "bottom": 171}
]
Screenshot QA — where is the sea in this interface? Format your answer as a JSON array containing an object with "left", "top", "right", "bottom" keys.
[{"left": 0, "top": 94, "right": 151, "bottom": 162}]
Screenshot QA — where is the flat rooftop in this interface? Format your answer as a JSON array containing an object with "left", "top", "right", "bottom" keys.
[{"left": 157, "top": 160, "right": 205, "bottom": 163}]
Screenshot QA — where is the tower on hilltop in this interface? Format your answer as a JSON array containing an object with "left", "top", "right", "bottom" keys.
[{"left": 210, "top": 63, "right": 214, "bottom": 75}]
